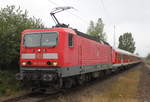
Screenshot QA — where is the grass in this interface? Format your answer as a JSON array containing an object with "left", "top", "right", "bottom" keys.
[
  {"left": 0, "top": 70, "right": 22, "bottom": 96},
  {"left": 56, "top": 66, "right": 141, "bottom": 102},
  {"left": 101, "top": 68, "right": 141, "bottom": 101},
  {"left": 85, "top": 67, "right": 141, "bottom": 102},
  {"left": 145, "top": 60, "right": 150, "bottom": 64}
]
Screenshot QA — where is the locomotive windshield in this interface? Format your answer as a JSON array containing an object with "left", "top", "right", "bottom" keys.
[{"left": 24, "top": 32, "right": 58, "bottom": 47}]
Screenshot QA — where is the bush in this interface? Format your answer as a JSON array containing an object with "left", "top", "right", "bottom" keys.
[{"left": 0, "top": 5, "right": 45, "bottom": 69}]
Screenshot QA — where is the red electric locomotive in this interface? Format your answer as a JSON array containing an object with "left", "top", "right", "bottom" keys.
[
  {"left": 16, "top": 26, "right": 113, "bottom": 89},
  {"left": 16, "top": 7, "right": 141, "bottom": 91}
]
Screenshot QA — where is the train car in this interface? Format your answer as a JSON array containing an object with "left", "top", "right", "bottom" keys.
[
  {"left": 16, "top": 27, "right": 114, "bottom": 90},
  {"left": 112, "top": 48, "right": 140, "bottom": 68}
]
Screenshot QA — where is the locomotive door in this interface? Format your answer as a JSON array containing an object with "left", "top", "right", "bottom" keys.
[{"left": 78, "top": 44, "right": 82, "bottom": 65}]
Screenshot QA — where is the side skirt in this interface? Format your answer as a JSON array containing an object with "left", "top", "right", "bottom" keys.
[{"left": 58, "top": 64, "right": 112, "bottom": 78}]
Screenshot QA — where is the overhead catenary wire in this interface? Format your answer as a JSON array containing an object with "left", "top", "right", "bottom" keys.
[
  {"left": 99, "top": 0, "right": 113, "bottom": 24},
  {"left": 97, "top": 0, "right": 118, "bottom": 46},
  {"left": 47, "top": 0, "right": 59, "bottom": 6},
  {"left": 47, "top": 0, "right": 117, "bottom": 36},
  {"left": 47, "top": 0, "right": 90, "bottom": 25},
  {"left": 98, "top": 0, "right": 116, "bottom": 31},
  {"left": 58, "top": 0, "right": 89, "bottom": 24}
]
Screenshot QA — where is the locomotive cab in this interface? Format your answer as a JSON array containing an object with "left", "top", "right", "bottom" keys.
[
  {"left": 20, "top": 31, "right": 60, "bottom": 67},
  {"left": 17, "top": 28, "right": 77, "bottom": 83}
]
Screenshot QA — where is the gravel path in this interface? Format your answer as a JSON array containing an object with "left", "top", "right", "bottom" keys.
[{"left": 138, "top": 64, "right": 150, "bottom": 102}]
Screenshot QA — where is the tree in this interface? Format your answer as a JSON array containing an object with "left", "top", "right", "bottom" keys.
[
  {"left": 87, "top": 18, "right": 106, "bottom": 41},
  {"left": 118, "top": 32, "right": 136, "bottom": 53},
  {"left": 0, "top": 5, "right": 44, "bottom": 69},
  {"left": 146, "top": 53, "right": 150, "bottom": 60}
]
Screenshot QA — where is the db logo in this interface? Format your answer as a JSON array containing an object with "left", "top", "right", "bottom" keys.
[
  {"left": 36, "top": 53, "right": 43, "bottom": 59},
  {"left": 34, "top": 62, "right": 45, "bottom": 65}
]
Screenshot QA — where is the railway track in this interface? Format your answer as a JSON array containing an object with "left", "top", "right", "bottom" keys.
[
  {"left": 1, "top": 91, "right": 62, "bottom": 102},
  {"left": 2, "top": 92, "right": 32, "bottom": 102},
  {"left": 1, "top": 64, "right": 141, "bottom": 102}
]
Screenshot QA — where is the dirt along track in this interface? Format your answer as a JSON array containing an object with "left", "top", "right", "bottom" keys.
[
  {"left": 138, "top": 63, "right": 150, "bottom": 102},
  {"left": 1, "top": 63, "right": 149, "bottom": 102},
  {"left": 0, "top": 91, "right": 62, "bottom": 102}
]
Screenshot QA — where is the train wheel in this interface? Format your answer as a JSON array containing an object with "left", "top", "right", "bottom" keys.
[
  {"left": 86, "top": 74, "right": 92, "bottom": 82},
  {"left": 99, "top": 71, "right": 105, "bottom": 78},
  {"left": 106, "top": 69, "right": 112, "bottom": 75},
  {"left": 53, "top": 78, "right": 63, "bottom": 89},
  {"left": 63, "top": 78, "right": 74, "bottom": 89},
  {"left": 77, "top": 74, "right": 86, "bottom": 85},
  {"left": 92, "top": 72, "right": 100, "bottom": 79}
]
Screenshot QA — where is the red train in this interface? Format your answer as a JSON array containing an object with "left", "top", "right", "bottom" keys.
[
  {"left": 16, "top": 27, "right": 141, "bottom": 90},
  {"left": 16, "top": 7, "right": 141, "bottom": 91}
]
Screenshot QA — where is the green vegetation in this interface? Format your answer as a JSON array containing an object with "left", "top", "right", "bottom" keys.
[
  {"left": 145, "top": 60, "right": 150, "bottom": 65},
  {"left": 0, "top": 5, "right": 45, "bottom": 96},
  {"left": 118, "top": 32, "right": 136, "bottom": 53},
  {"left": 0, "top": 70, "right": 21, "bottom": 96},
  {"left": 146, "top": 53, "right": 150, "bottom": 60},
  {"left": 87, "top": 18, "right": 107, "bottom": 41},
  {"left": 104, "top": 68, "right": 140, "bottom": 100},
  {"left": 0, "top": 5, "right": 44, "bottom": 70},
  {"left": 145, "top": 53, "right": 150, "bottom": 64}
]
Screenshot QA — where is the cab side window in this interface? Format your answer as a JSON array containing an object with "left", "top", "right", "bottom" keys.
[{"left": 68, "top": 33, "right": 74, "bottom": 47}]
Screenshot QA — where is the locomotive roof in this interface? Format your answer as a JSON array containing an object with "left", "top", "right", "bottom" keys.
[
  {"left": 22, "top": 28, "right": 76, "bottom": 34},
  {"left": 74, "top": 29, "right": 110, "bottom": 46},
  {"left": 22, "top": 28, "right": 110, "bottom": 46}
]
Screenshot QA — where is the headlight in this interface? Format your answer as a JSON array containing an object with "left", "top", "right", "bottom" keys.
[
  {"left": 52, "top": 61, "right": 58, "bottom": 66},
  {"left": 21, "top": 62, "right": 27, "bottom": 66},
  {"left": 37, "top": 49, "right": 41, "bottom": 52}
]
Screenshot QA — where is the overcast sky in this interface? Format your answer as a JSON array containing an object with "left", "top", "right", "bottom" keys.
[{"left": 1, "top": 0, "right": 150, "bottom": 57}]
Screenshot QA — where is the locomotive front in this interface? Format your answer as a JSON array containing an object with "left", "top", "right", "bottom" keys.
[{"left": 16, "top": 29, "right": 64, "bottom": 84}]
